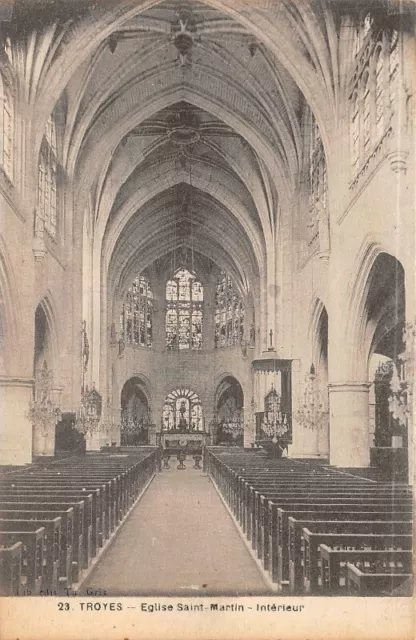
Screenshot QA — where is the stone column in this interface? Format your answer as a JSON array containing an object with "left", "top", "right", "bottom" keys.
[
  {"left": 0, "top": 378, "right": 34, "bottom": 464},
  {"left": 85, "top": 429, "right": 100, "bottom": 451},
  {"left": 328, "top": 382, "right": 371, "bottom": 467},
  {"left": 32, "top": 421, "right": 56, "bottom": 457},
  {"left": 243, "top": 403, "right": 255, "bottom": 448}
]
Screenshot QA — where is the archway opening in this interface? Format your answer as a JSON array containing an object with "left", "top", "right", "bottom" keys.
[
  {"left": 120, "top": 377, "right": 151, "bottom": 445},
  {"left": 214, "top": 376, "right": 244, "bottom": 446},
  {"left": 364, "top": 253, "right": 407, "bottom": 479}
]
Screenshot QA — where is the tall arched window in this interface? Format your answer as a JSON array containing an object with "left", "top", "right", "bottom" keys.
[
  {"left": 2, "top": 84, "right": 14, "bottom": 182},
  {"left": 308, "top": 115, "right": 327, "bottom": 231},
  {"left": 37, "top": 115, "right": 58, "bottom": 238},
  {"left": 363, "top": 74, "right": 371, "bottom": 156},
  {"left": 214, "top": 272, "right": 244, "bottom": 348},
  {"left": 162, "top": 388, "right": 203, "bottom": 431},
  {"left": 389, "top": 30, "right": 399, "bottom": 113},
  {"left": 120, "top": 273, "right": 153, "bottom": 347},
  {"left": 166, "top": 268, "right": 203, "bottom": 350},
  {"left": 375, "top": 49, "right": 384, "bottom": 139}
]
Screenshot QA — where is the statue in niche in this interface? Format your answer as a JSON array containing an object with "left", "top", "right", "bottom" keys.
[
  {"left": 249, "top": 323, "right": 256, "bottom": 348},
  {"left": 110, "top": 323, "right": 117, "bottom": 344},
  {"left": 316, "top": 201, "right": 330, "bottom": 255},
  {"left": 118, "top": 339, "right": 125, "bottom": 357},
  {"left": 178, "top": 400, "right": 188, "bottom": 430}
]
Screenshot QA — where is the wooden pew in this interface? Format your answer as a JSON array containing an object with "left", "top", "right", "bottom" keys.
[
  {"left": 302, "top": 530, "right": 413, "bottom": 596},
  {"left": 0, "top": 509, "right": 73, "bottom": 590},
  {"left": 347, "top": 562, "right": 412, "bottom": 596},
  {"left": 0, "top": 527, "right": 45, "bottom": 594},
  {"left": 0, "top": 489, "right": 93, "bottom": 569},
  {"left": 0, "top": 542, "right": 22, "bottom": 595},
  {"left": 289, "top": 518, "right": 412, "bottom": 593},
  {"left": 319, "top": 546, "right": 413, "bottom": 594},
  {"left": 4, "top": 480, "right": 104, "bottom": 556},
  {"left": 0, "top": 518, "right": 61, "bottom": 592},
  {"left": 273, "top": 507, "right": 412, "bottom": 586},
  {"left": 0, "top": 494, "right": 86, "bottom": 581},
  {"left": 249, "top": 487, "right": 409, "bottom": 556}
]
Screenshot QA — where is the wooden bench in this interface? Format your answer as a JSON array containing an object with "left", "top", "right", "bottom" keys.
[
  {"left": 0, "top": 518, "right": 61, "bottom": 592},
  {"left": 267, "top": 501, "right": 412, "bottom": 578},
  {"left": 0, "top": 489, "right": 93, "bottom": 568},
  {"left": 249, "top": 488, "right": 410, "bottom": 556},
  {"left": 302, "top": 530, "right": 413, "bottom": 596},
  {"left": 272, "top": 507, "right": 412, "bottom": 586},
  {"left": 0, "top": 542, "right": 22, "bottom": 595},
  {"left": 0, "top": 527, "right": 45, "bottom": 594},
  {"left": 4, "top": 480, "right": 104, "bottom": 557},
  {"left": 0, "top": 508, "right": 73, "bottom": 590},
  {"left": 289, "top": 518, "right": 412, "bottom": 593},
  {"left": 0, "top": 494, "right": 86, "bottom": 581},
  {"left": 347, "top": 562, "right": 412, "bottom": 596},
  {"left": 319, "top": 545, "right": 413, "bottom": 594}
]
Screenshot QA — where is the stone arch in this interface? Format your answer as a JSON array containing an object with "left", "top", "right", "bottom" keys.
[
  {"left": 34, "top": 292, "right": 62, "bottom": 383},
  {"left": 345, "top": 240, "right": 405, "bottom": 380},
  {"left": 31, "top": 0, "right": 336, "bottom": 172},
  {"left": 119, "top": 375, "right": 152, "bottom": 445}
]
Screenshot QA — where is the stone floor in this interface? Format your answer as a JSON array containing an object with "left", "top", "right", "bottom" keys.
[{"left": 82, "top": 466, "right": 271, "bottom": 597}]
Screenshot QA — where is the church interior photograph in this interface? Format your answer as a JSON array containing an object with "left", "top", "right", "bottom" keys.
[{"left": 0, "top": 0, "right": 414, "bottom": 600}]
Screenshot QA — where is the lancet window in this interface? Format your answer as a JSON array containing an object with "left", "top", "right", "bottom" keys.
[
  {"left": 166, "top": 268, "right": 203, "bottom": 350},
  {"left": 2, "top": 83, "right": 14, "bottom": 182},
  {"left": 307, "top": 115, "right": 327, "bottom": 238},
  {"left": 214, "top": 272, "right": 244, "bottom": 348},
  {"left": 349, "top": 21, "right": 401, "bottom": 173},
  {"left": 37, "top": 115, "right": 58, "bottom": 238},
  {"left": 120, "top": 273, "right": 153, "bottom": 347}
]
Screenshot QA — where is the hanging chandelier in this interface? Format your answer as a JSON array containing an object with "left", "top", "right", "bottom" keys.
[
  {"left": 295, "top": 364, "right": 328, "bottom": 431},
  {"left": 26, "top": 361, "right": 62, "bottom": 433},
  {"left": 388, "top": 322, "right": 415, "bottom": 427},
  {"left": 74, "top": 383, "right": 102, "bottom": 436}
]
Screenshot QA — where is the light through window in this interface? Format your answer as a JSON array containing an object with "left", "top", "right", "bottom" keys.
[
  {"left": 162, "top": 388, "right": 203, "bottom": 431},
  {"left": 37, "top": 115, "right": 58, "bottom": 238},
  {"left": 120, "top": 273, "right": 153, "bottom": 347},
  {"left": 214, "top": 272, "right": 244, "bottom": 348},
  {"left": 166, "top": 268, "right": 203, "bottom": 350}
]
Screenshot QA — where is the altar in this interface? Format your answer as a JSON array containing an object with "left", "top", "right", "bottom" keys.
[
  {"left": 158, "top": 430, "right": 211, "bottom": 469},
  {"left": 159, "top": 430, "right": 210, "bottom": 453}
]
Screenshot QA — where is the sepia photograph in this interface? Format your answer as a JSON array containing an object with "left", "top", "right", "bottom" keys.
[{"left": 0, "top": 0, "right": 414, "bottom": 638}]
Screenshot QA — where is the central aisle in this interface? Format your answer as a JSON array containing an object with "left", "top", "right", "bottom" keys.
[{"left": 82, "top": 467, "right": 271, "bottom": 596}]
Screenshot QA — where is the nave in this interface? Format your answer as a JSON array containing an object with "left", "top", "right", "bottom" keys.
[
  {"left": 83, "top": 466, "right": 270, "bottom": 596},
  {"left": 0, "top": 446, "right": 412, "bottom": 598}
]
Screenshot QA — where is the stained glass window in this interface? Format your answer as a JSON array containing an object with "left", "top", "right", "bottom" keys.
[
  {"left": 162, "top": 388, "right": 203, "bottom": 431},
  {"left": 165, "top": 268, "right": 203, "bottom": 350},
  {"left": 214, "top": 273, "right": 244, "bottom": 348},
  {"left": 2, "top": 86, "right": 13, "bottom": 181},
  {"left": 37, "top": 115, "right": 58, "bottom": 238},
  {"left": 120, "top": 273, "right": 153, "bottom": 347}
]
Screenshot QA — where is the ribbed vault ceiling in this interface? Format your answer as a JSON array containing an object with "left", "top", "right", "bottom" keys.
[{"left": 9, "top": 0, "right": 347, "bottom": 292}]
